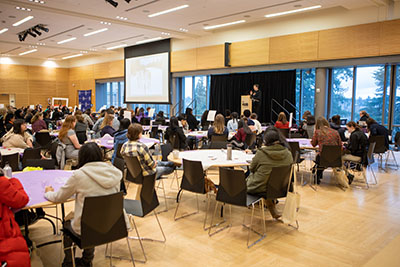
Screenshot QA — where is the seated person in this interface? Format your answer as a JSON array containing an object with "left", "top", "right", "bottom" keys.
[
  {"left": 43, "top": 111, "right": 56, "bottom": 130},
  {"left": 0, "top": 172, "right": 30, "bottom": 267},
  {"left": 246, "top": 127, "right": 293, "bottom": 219},
  {"left": 367, "top": 118, "right": 389, "bottom": 149},
  {"left": 31, "top": 112, "right": 47, "bottom": 133},
  {"left": 121, "top": 123, "right": 174, "bottom": 179},
  {"left": 177, "top": 114, "right": 189, "bottom": 134},
  {"left": 93, "top": 109, "right": 120, "bottom": 137},
  {"left": 243, "top": 109, "right": 255, "bottom": 126},
  {"left": 330, "top": 115, "right": 346, "bottom": 141},
  {"left": 100, "top": 114, "right": 116, "bottom": 137},
  {"left": 231, "top": 119, "right": 253, "bottom": 149},
  {"left": 44, "top": 142, "right": 128, "bottom": 267},
  {"left": 200, "top": 110, "right": 211, "bottom": 130},
  {"left": 207, "top": 114, "right": 228, "bottom": 140},
  {"left": 164, "top": 116, "right": 187, "bottom": 150},
  {"left": 154, "top": 111, "right": 166, "bottom": 125},
  {"left": 227, "top": 112, "right": 239, "bottom": 132},
  {"left": 75, "top": 114, "right": 88, "bottom": 144},
  {"left": 298, "top": 111, "right": 311, "bottom": 137},
  {"left": 112, "top": 118, "right": 131, "bottom": 163},
  {"left": 5, "top": 112, "right": 15, "bottom": 132},
  {"left": 250, "top": 113, "right": 262, "bottom": 134},
  {"left": 343, "top": 121, "right": 368, "bottom": 184},
  {"left": 185, "top": 108, "right": 199, "bottom": 131},
  {"left": 2, "top": 119, "right": 33, "bottom": 149},
  {"left": 303, "top": 114, "right": 316, "bottom": 139},
  {"left": 274, "top": 112, "right": 289, "bottom": 129},
  {"left": 58, "top": 115, "right": 81, "bottom": 160},
  {"left": 311, "top": 117, "right": 342, "bottom": 184},
  {"left": 359, "top": 110, "right": 369, "bottom": 122}
]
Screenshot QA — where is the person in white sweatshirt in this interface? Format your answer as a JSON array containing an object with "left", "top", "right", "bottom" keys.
[{"left": 44, "top": 142, "right": 125, "bottom": 267}]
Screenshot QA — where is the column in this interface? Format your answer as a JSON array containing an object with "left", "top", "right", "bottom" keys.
[{"left": 314, "top": 68, "right": 328, "bottom": 119}]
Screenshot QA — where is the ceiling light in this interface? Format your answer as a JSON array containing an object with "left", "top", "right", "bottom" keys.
[
  {"left": 0, "top": 28, "right": 8, "bottom": 34},
  {"left": 89, "top": 48, "right": 97, "bottom": 51},
  {"left": 57, "top": 37, "right": 76, "bottom": 44},
  {"left": 84, "top": 28, "right": 108, "bottom": 37},
  {"left": 26, "top": 29, "right": 36, "bottom": 37},
  {"left": 29, "top": 0, "right": 45, "bottom": 4},
  {"left": 80, "top": 51, "right": 88, "bottom": 54},
  {"left": 265, "top": 5, "right": 322, "bottom": 18},
  {"left": 43, "top": 60, "right": 57, "bottom": 68},
  {"left": 62, "top": 54, "right": 83, "bottom": 60},
  {"left": 0, "top": 57, "right": 13, "bottom": 64},
  {"left": 16, "top": 7, "right": 32, "bottom": 11},
  {"left": 161, "top": 32, "right": 170, "bottom": 36},
  {"left": 32, "top": 27, "right": 41, "bottom": 36},
  {"left": 100, "top": 21, "right": 111, "bottom": 25},
  {"left": 179, "top": 28, "right": 188, "bottom": 32},
  {"left": 19, "top": 49, "right": 37, "bottom": 56},
  {"left": 148, "top": 4, "right": 189, "bottom": 18},
  {"left": 203, "top": 20, "right": 245, "bottom": 30},
  {"left": 136, "top": 37, "right": 162, "bottom": 44},
  {"left": 105, "top": 0, "right": 118, "bottom": 8},
  {"left": 37, "top": 42, "right": 45, "bottom": 45},
  {"left": 116, "top": 16, "right": 128, "bottom": 20},
  {"left": 13, "top": 16, "right": 34, "bottom": 27},
  {"left": 19, "top": 32, "right": 28, "bottom": 42},
  {"left": 107, "top": 44, "right": 128, "bottom": 50}
]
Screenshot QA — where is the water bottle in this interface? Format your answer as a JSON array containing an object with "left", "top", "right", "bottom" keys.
[
  {"left": 3, "top": 163, "right": 12, "bottom": 178},
  {"left": 227, "top": 144, "right": 232, "bottom": 160}
]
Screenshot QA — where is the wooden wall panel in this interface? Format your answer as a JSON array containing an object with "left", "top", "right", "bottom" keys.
[
  {"left": 171, "top": 49, "right": 197, "bottom": 72},
  {"left": 93, "top": 62, "right": 109, "bottom": 79},
  {"left": 230, "top": 38, "right": 269, "bottom": 67},
  {"left": 380, "top": 20, "right": 400, "bottom": 55},
  {"left": 318, "top": 27, "right": 353, "bottom": 60},
  {"left": 352, "top": 23, "right": 380, "bottom": 58},
  {"left": 56, "top": 68, "right": 69, "bottom": 81},
  {"left": 28, "top": 66, "right": 57, "bottom": 81},
  {"left": 15, "top": 94, "right": 29, "bottom": 107},
  {"left": 196, "top": 45, "right": 225, "bottom": 70},
  {"left": 0, "top": 94, "right": 9, "bottom": 105},
  {"left": 109, "top": 60, "right": 124, "bottom": 78},
  {"left": 270, "top": 32, "right": 318, "bottom": 64}
]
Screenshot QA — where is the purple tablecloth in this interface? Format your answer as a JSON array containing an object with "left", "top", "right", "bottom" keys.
[
  {"left": 94, "top": 135, "right": 160, "bottom": 149},
  {"left": 286, "top": 138, "right": 313, "bottom": 148},
  {"left": 14, "top": 170, "right": 73, "bottom": 207}
]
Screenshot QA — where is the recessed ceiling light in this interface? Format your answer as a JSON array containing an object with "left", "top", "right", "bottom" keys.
[
  {"left": 161, "top": 32, "right": 170, "bottom": 36},
  {"left": 265, "top": 5, "right": 322, "bottom": 18},
  {"left": 148, "top": 4, "right": 189, "bottom": 18},
  {"left": 107, "top": 44, "right": 128, "bottom": 50},
  {"left": 80, "top": 51, "right": 88, "bottom": 54},
  {"left": 36, "top": 42, "right": 45, "bottom": 45},
  {"left": 16, "top": 7, "right": 32, "bottom": 11},
  {"left": 29, "top": 0, "right": 45, "bottom": 4},
  {"left": 84, "top": 28, "right": 108, "bottom": 37},
  {"left": 29, "top": 45, "right": 38, "bottom": 48},
  {"left": 136, "top": 37, "right": 162, "bottom": 44},
  {"left": 57, "top": 37, "right": 76, "bottom": 44},
  {"left": 13, "top": 16, "right": 34, "bottom": 27},
  {"left": 19, "top": 49, "right": 37, "bottom": 56},
  {"left": 100, "top": 21, "right": 111, "bottom": 25},
  {"left": 179, "top": 28, "right": 188, "bottom": 32},
  {"left": 203, "top": 20, "right": 245, "bottom": 30},
  {"left": 116, "top": 16, "right": 128, "bottom": 20},
  {"left": 62, "top": 54, "right": 83, "bottom": 60},
  {"left": 0, "top": 28, "right": 8, "bottom": 34},
  {"left": 89, "top": 48, "right": 97, "bottom": 51}
]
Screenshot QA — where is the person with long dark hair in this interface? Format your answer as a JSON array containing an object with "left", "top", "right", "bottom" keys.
[
  {"left": 185, "top": 108, "right": 199, "bottom": 131},
  {"left": 2, "top": 119, "right": 33, "bottom": 149},
  {"left": 231, "top": 119, "right": 254, "bottom": 149},
  {"left": 44, "top": 142, "right": 127, "bottom": 267},
  {"left": 366, "top": 117, "right": 389, "bottom": 149},
  {"left": 164, "top": 116, "right": 187, "bottom": 150},
  {"left": 200, "top": 110, "right": 210, "bottom": 130},
  {"left": 246, "top": 127, "right": 292, "bottom": 219}
]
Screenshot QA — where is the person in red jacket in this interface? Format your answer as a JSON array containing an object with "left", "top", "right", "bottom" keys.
[
  {"left": 0, "top": 175, "right": 30, "bottom": 267},
  {"left": 274, "top": 112, "right": 290, "bottom": 129}
]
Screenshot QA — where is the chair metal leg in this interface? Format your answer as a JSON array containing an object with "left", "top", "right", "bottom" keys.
[
  {"left": 203, "top": 194, "right": 211, "bottom": 230},
  {"left": 129, "top": 216, "right": 147, "bottom": 264},
  {"left": 174, "top": 191, "right": 200, "bottom": 221},
  {"left": 126, "top": 237, "right": 136, "bottom": 267},
  {"left": 156, "top": 179, "right": 168, "bottom": 213},
  {"left": 109, "top": 242, "right": 113, "bottom": 267},
  {"left": 71, "top": 245, "right": 76, "bottom": 267},
  {"left": 153, "top": 211, "right": 166, "bottom": 243},
  {"left": 242, "top": 200, "right": 266, "bottom": 248},
  {"left": 208, "top": 202, "right": 230, "bottom": 236}
]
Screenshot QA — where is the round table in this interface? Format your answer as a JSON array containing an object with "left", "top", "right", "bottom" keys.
[
  {"left": 92, "top": 135, "right": 160, "bottom": 149},
  {"left": 168, "top": 149, "right": 254, "bottom": 170},
  {"left": 0, "top": 147, "right": 25, "bottom": 156}
]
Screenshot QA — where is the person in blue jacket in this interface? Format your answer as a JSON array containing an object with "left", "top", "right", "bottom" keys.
[{"left": 112, "top": 118, "right": 131, "bottom": 163}]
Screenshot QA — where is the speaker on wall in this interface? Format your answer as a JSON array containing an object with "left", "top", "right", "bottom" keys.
[{"left": 224, "top": 42, "right": 231, "bottom": 67}]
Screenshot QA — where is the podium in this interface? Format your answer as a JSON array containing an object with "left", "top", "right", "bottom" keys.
[{"left": 241, "top": 95, "right": 252, "bottom": 115}]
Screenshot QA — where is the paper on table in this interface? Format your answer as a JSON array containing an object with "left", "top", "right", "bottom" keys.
[
  {"left": 207, "top": 110, "right": 217, "bottom": 121},
  {"left": 148, "top": 108, "right": 155, "bottom": 118},
  {"left": 124, "top": 111, "right": 132, "bottom": 119},
  {"left": 289, "top": 112, "right": 293, "bottom": 128}
]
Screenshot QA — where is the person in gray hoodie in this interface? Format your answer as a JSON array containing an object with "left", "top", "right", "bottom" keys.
[
  {"left": 44, "top": 142, "right": 127, "bottom": 267},
  {"left": 246, "top": 127, "right": 293, "bottom": 219}
]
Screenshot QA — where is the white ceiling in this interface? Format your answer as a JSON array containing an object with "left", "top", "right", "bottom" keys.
[{"left": 0, "top": 0, "right": 385, "bottom": 60}]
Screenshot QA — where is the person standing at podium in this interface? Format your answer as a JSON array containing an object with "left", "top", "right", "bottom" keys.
[{"left": 250, "top": 84, "right": 261, "bottom": 114}]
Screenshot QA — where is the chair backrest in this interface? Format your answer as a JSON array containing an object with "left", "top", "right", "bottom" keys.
[
  {"left": 116, "top": 143, "right": 123, "bottom": 159},
  {"left": 288, "top": 142, "right": 301, "bottom": 163},
  {"left": 306, "top": 126, "right": 314, "bottom": 139},
  {"left": 50, "top": 141, "right": 59, "bottom": 162},
  {"left": 139, "top": 173, "right": 159, "bottom": 216},
  {"left": 150, "top": 126, "right": 159, "bottom": 139},
  {"left": 278, "top": 128, "right": 289, "bottom": 138},
  {"left": 35, "top": 132, "right": 52, "bottom": 147},
  {"left": 211, "top": 135, "right": 227, "bottom": 142},
  {"left": 0, "top": 153, "right": 19, "bottom": 171},
  {"left": 25, "top": 159, "right": 56, "bottom": 169},
  {"left": 140, "top": 117, "right": 151, "bottom": 126},
  {"left": 168, "top": 133, "right": 180, "bottom": 150},
  {"left": 369, "top": 135, "right": 386, "bottom": 154},
  {"left": 319, "top": 145, "right": 342, "bottom": 168},
  {"left": 367, "top": 142, "right": 376, "bottom": 165},
  {"left": 208, "top": 141, "right": 228, "bottom": 149},
  {"left": 81, "top": 192, "right": 127, "bottom": 249},
  {"left": 112, "top": 157, "right": 127, "bottom": 193},
  {"left": 245, "top": 133, "right": 257, "bottom": 147},
  {"left": 75, "top": 131, "right": 87, "bottom": 144},
  {"left": 123, "top": 155, "right": 144, "bottom": 184},
  {"left": 181, "top": 159, "right": 206, "bottom": 194},
  {"left": 21, "top": 147, "right": 42, "bottom": 168},
  {"left": 217, "top": 167, "right": 247, "bottom": 207},
  {"left": 161, "top": 143, "right": 173, "bottom": 162},
  {"left": 265, "top": 165, "right": 293, "bottom": 199}
]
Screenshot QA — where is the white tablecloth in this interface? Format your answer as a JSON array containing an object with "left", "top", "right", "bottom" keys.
[{"left": 0, "top": 147, "right": 25, "bottom": 156}]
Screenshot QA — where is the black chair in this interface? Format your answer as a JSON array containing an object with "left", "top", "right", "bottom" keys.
[
  {"left": 161, "top": 143, "right": 181, "bottom": 190},
  {"left": 288, "top": 142, "right": 306, "bottom": 184},
  {"left": 21, "top": 147, "right": 42, "bottom": 169},
  {"left": 278, "top": 128, "right": 290, "bottom": 138},
  {"left": 124, "top": 173, "right": 166, "bottom": 263},
  {"left": 35, "top": 131, "right": 52, "bottom": 149},
  {"left": 370, "top": 135, "right": 398, "bottom": 169},
  {"left": 211, "top": 135, "right": 227, "bottom": 142},
  {"left": 265, "top": 165, "right": 293, "bottom": 199},
  {"left": 140, "top": 117, "right": 151, "bottom": 126},
  {"left": 150, "top": 126, "right": 159, "bottom": 140},
  {"left": 113, "top": 157, "right": 127, "bottom": 194},
  {"left": 168, "top": 133, "right": 180, "bottom": 150},
  {"left": 116, "top": 143, "right": 124, "bottom": 159},
  {"left": 25, "top": 159, "right": 56, "bottom": 169},
  {"left": 123, "top": 155, "right": 144, "bottom": 185},
  {"left": 0, "top": 153, "right": 20, "bottom": 172},
  {"left": 63, "top": 192, "right": 134, "bottom": 267},
  {"left": 75, "top": 131, "right": 87, "bottom": 144},
  {"left": 312, "top": 145, "right": 343, "bottom": 190},
  {"left": 50, "top": 140, "right": 60, "bottom": 168},
  {"left": 174, "top": 159, "right": 212, "bottom": 230},
  {"left": 208, "top": 167, "right": 265, "bottom": 248},
  {"left": 208, "top": 141, "right": 228, "bottom": 149}
]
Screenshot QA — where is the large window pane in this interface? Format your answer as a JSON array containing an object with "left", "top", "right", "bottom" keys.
[
  {"left": 384, "top": 66, "right": 391, "bottom": 126},
  {"left": 393, "top": 66, "right": 400, "bottom": 136},
  {"left": 301, "top": 69, "right": 315, "bottom": 115},
  {"left": 331, "top": 67, "right": 354, "bottom": 121},
  {"left": 193, "top": 76, "right": 207, "bottom": 117},
  {"left": 183, "top": 77, "right": 193, "bottom": 111},
  {"left": 354, "top": 66, "right": 385, "bottom": 124},
  {"left": 295, "top": 70, "right": 301, "bottom": 120}
]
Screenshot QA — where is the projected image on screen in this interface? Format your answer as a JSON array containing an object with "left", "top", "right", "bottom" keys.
[{"left": 125, "top": 52, "right": 169, "bottom": 103}]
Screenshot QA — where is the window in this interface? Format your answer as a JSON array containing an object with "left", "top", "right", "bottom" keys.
[
  {"left": 295, "top": 69, "right": 315, "bottom": 120},
  {"left": 183, "top": 77, "right": 193, "bottom": 110},
  {"left": 384, "top": 66, "right": 392, "bottom": 126},
  {"left": 130, "top": 103, "right": 170, "bottom": 118},
  {"left": 178, "top": 75, "right": 210, "bottom": 118},
  {"left": 393, "top": 65, "right": 400, "bottom": 136},
  {"left": 330, "top": 67, "right": 354, "bottom": 121},
  {"left": 96, "top": 81, "right": 126, "bottom": 110},
  {"left": 354, "top": 66, "right": 385, "bottom": 124},
  {"left": 193, "top": 76, "right": 208, "bottom": 117}
]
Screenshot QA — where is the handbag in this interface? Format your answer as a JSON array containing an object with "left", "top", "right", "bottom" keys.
[{"left": 282, "top": 165, "right": 300, "bottom": 227}]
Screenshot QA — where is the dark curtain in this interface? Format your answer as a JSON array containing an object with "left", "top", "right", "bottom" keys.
[{"left": 209, "top": 70, "right": 296, "bottom": 123}]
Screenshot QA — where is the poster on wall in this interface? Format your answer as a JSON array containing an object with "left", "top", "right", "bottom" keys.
[{"left": 78, "top": 90, "right": 92, "bottom": 111}]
